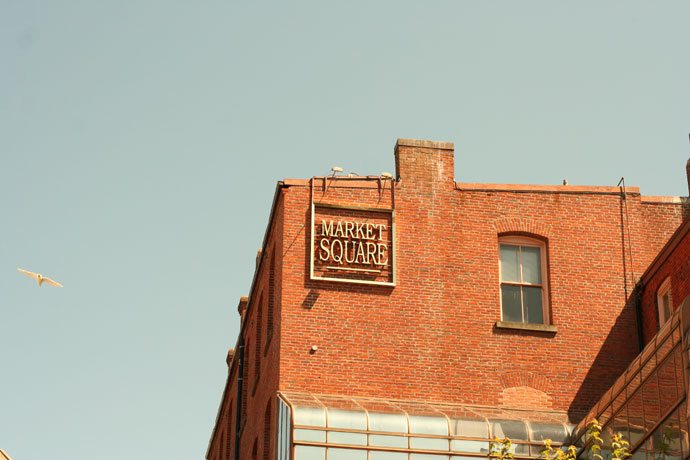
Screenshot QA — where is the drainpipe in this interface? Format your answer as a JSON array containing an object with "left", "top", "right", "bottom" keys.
[
  {"left": 234, "top": 337, "right": 244, "bottom": 460},
  {"left": 634, "top": 283, "right": 645, "bottom": 352}
]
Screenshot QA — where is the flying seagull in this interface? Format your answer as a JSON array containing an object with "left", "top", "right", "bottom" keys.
[{"left": 17, "top": 268, "right": 63, "bottom": 287}]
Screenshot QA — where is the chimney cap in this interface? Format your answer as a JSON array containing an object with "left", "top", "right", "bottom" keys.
[{"left": 395, "top": 138, "right": 454, "bottom": 151}]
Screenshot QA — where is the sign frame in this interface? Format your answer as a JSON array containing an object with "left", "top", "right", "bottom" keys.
[{"left": 310, "top": 201, "right": 396, "bottom": 286}]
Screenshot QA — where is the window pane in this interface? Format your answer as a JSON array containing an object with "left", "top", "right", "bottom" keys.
[
  {"left": 501, "top": 285, "right": 522, "bottom": 322},
  {"left": 411, "top": 436, "right": 449, "bottom": 451},
  {"left": 628, "top": 389, "right": 645, "bottom": 447},
  {"left": 328, "top": 431, "right": 367, "bottom": 445},
  {"left": 409, "top": 414, "right": 449, "bottom": 451},
  {"left": 411, "top": 454, "right": 450, "bottom": 460},
  {"left": 650, "top": 411, "right": 682, "bottom": 460},
  {"left": 500, "top": 245, "right": 520, "bottom": 282},
  {"left": 371, "top": 452, "right": 408, "bottom": 460},
  {"left": 370, "top": 434, "right": 408, "bottom": 448},
  {"left": 294, "top": 429, "right": 326, "bottom": 442},
  {"left": 642, "top": 371, "right": 661, "bottom": 431},
  {"left": 328, "top": 448, "right": 367, "bottom": 460},
  {"left": 523, "top": 286, "right": 544, "bottom": 324},
  {"left": 521, "top": 246, "right": 542, "bottom": 284},
  {"left": 294, "top": 445, "right": 325, "bottom": 460},
  {"left": 451, "top": 439, "right": 489, "bottom": 453},
  {"left": 658, "top": 353, "right": 680, "bottom": 416}
]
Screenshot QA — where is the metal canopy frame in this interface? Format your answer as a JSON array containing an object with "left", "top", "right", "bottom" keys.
[{"left": 278, "top": 393, "right": 572, "bottom": 460}]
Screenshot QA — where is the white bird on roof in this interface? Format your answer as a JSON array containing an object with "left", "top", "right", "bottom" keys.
[{"left": 17, "top": 268, "right": 63, "bottom": 287}]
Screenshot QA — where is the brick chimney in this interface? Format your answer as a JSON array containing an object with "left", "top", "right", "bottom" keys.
[
  {"left": 237, "top": 296, "right": 248, "bottom": 321},
  {"left": 394, "top": 138, "right": 455, "bottom": 191}
]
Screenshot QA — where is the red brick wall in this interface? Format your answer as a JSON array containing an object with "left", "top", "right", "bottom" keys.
[{"left": 640, "top": 218, "right": 690, "bottom": 345}]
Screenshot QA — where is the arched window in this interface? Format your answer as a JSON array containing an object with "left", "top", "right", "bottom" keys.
[
  {"left": 499, "top": 236, "right": 549, "bottom": 324},
  {"left": 657, "top": 277, "right": 672, "bottom": 326}
]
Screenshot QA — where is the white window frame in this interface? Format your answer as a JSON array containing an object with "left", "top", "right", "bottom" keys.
[
  {"left": 498, "top": 236, "right": 550, "bottom": 325},
  {"left": 657, "top": 277, "right": 672, "bottom": 326}
]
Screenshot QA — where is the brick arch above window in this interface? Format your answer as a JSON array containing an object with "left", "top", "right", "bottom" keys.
[
  {"left": 493, "top": 217, "right": 553, "bottom": 239},
  {"left": 499, "top": 371, "right": 552, "bottom": 393}
]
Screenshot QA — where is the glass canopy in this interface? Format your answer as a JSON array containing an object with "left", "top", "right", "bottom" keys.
[
  {"left": 571, "top": 298, "right": 690, "bottom": 460},
  {"left": 277, "top": 393, "right": 572, "bottom": 460}
]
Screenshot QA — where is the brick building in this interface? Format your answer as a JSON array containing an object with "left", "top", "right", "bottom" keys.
[
  {"left": 206, "top": 139, "right": 690, "bottom": 460},
  {"left": 570, "top": 191, "right": 690, "bottom": 460}
]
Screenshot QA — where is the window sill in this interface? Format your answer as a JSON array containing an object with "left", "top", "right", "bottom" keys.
[{"left": 495, "top": 321, "right": 557, "bottom": 333}]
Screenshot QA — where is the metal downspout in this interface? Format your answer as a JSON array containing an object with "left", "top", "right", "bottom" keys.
[{"left": 234, "top": 337, "right": 245, "bottom": 460}]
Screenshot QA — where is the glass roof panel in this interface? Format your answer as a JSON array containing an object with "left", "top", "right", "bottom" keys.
[
  {"left": 640, "top": 346, "right": 657, "bottom": 380},
  {"left": 658, "top": 317, "right": 674, "bottom": 342},
  {"left": 598, "top": 400, "right": 613, "bottom": 427},
  {"left": 327, "top": 409, "right": 367, "bottom": 430},
  {"left": 626, "top": 357, "right": 641, "bottom": 382},
  {"left": 317, "top": 395, "right": 364, "bottom": 413},
  {"left": 450, "top": 418, "right": 489, "bottom": 438},
  {"left": 612, "top": 376, "right": 627, "bottom": 401},
  {"left": 294, "top": 405, "right": 326, "bottom": 427},
  {"left": 491, "top": 419, "right": 528, "bottom": 441},
  {"left": 409, "top": 415, "right": 449, "bottom": 436},
  {"left": 369, "top": 411, "right": 408, "bottom": 434},
  {"left": 528, "top": 422, "right": 568, "bottom": 443},
  {"left": 657, "top": 333, "right": 674, "bottom": 363},
  {"left": 673, "top": 326, "right": 681, "bottom": 346}
]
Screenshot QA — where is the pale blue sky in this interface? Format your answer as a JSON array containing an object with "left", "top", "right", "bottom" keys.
[{"left": 1, "top": 2, "right": 689, "bottom": 459}]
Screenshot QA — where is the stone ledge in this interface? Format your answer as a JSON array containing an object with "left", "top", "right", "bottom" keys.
[
  {"left": 495, "top": 321, "right": 558, "bottom": 333},
  {"left": 642, "top": 196, "right": 689, "bottom": 204},
  {"left": 457, "top": 183, "right": 639, "bottom": 195}
]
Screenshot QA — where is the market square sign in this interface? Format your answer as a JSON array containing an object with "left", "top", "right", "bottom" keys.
[{"left": 310, "top": 202, "right": 395, "bottom": 286}]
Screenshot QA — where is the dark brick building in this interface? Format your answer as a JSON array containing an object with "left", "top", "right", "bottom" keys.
[{"left": 206, "top": 139, "right": 690, "bottom": 460}]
